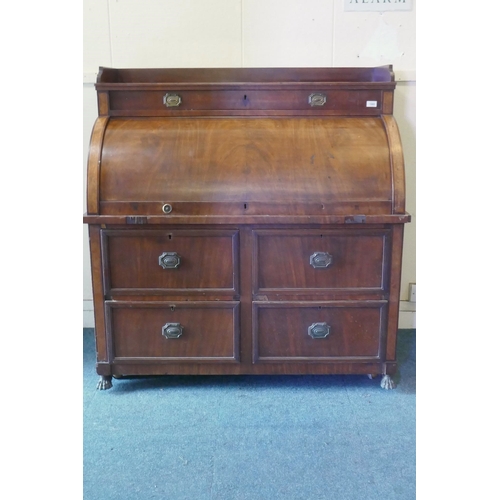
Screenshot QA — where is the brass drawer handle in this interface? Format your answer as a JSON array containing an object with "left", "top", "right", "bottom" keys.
[
  {"left": 308, "top": 322, "right": 331, "bottom": 339},
  {"left": 308, "top": 93, "right": 326, "bottom": 107},
  {"left": 310, "top": 251, "right": 332, "bottom": 269},
  {"left": 163, "top": 93, "right": 182, "bottom": 107},
  {"left": 159, "top": 252, "right": 181, "bottom": 269},
  {"left": 162, "top": 322, "right": 183, "bottom": 339},
  {"left": 162, "top": 203, "right": 173, "bottom": 214}
]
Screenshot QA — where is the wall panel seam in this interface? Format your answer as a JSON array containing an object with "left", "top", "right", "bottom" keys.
[
  {"left": 106, "top": 0, "right": 113, "bottom": 66},
  {"left": 332, "top": 0, "right": 335, "bottom": 67},
  {"left": 241, "top": 0, "right": 244, "bottom": 67}
]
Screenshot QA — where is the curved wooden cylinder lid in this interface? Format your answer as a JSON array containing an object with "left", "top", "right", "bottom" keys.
[{"left": 89, "top": 116, "right": 404, "bottom": 218}]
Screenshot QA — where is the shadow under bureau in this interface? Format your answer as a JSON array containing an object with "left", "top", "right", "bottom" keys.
[{"left": 83, "top": 66, "right": 410, "bottom": 390}]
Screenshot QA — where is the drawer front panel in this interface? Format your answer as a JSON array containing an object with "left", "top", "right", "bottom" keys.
[
  {"left": 253, "top": 301, "right": 386, "bottom": 362},
  {"left": 103, "top": 229, "right": 238, "bottom": 294},
  {"left": 254, "top": 229, "right": 389, "bottom": 293},
  {"left": 107, "top": 301, "right": 239, "bottom": 362},
  {"left": 108, "top": 89, "right": 383, "bottom": 115}
]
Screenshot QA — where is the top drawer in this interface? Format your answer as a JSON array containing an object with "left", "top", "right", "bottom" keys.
[
  {"left": 253, "top": 229, "right": 390, "bottom": 294},
  {"left": 105, "top": 89, "right": 384, "bottom": 116},
  {"left": 102, "top": 229, "right": 239, "bottom": 295}
]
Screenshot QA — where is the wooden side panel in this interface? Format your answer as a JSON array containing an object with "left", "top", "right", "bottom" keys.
[
  {"left": 97, "top": 91, "right": 110, "bottom": 116},
  {"left": 382, "top": 115, "right": 406, "bottom": 214},
  {"left": 88, "top": 225, "right": 108, "bottom": 365},
  {"left": 86, "top": 116, "right": 109, "bottom": 214},
  {"left": 385, "top": 225, "right": 405, "bottom": 361},
  {"left": 382, "top": 90, "right": 394, "bottom": 115}
]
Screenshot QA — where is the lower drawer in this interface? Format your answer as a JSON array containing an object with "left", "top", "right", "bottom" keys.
[
  {"left": 106, "top": 301, "right": 240, "bottom": 362},
  {"left": 252, "top": 301, "right": 386, "bottom": 362}
]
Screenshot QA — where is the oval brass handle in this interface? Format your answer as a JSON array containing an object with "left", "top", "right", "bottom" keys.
[
  {"left": 162, "top": 322, "right": 183, "bottom": 339},
  {"left": 163, "top": 93, "right": 182, "bottom": 107},
  {"left": 308, "top": 93, "right": 326, "bottom": 107},
  {"left": 308, "top": 322, "right": 331, "bottom": 339},
  {"left": 159, "top": 252, "right": 181, "bottom": 269},
  {"left": 310, "top": 251, "right": 332, "bottom": 269}
]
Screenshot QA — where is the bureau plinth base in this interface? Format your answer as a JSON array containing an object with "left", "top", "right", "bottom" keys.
[
  {"left": 93, "top": 361, "right": 399, "bottom": 390},
  {"left": 94, "top": 373, "right": 396, "bottom": 390}
]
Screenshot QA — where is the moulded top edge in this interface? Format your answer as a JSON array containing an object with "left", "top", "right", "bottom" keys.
[
  {"left": 95, "top": 82, "right": 396, "bottom": 92},
  {"left": 96, "top": 66, "right": 395, "bottom": 85}
]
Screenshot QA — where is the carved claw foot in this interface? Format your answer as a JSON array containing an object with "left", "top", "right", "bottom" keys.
[
  {"left": 380, "top": 374, "right": 396, "bottom": 390},
  {"left": 367, "top": 374, "right": 377, "bottom": 380},
  {"left": 97, "top": 375, "right": 112, "bottom": 390}
]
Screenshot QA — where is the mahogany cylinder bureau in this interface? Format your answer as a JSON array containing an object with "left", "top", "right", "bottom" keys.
[{"left": 83, "top": 66, "right": 410, "bottom": 390}]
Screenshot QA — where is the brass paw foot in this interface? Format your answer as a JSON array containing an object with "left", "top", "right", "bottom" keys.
[
  {"left": 380, "top": 374, "right": 396, "bottom": 390},
  {"left": 97, "top": 375, "right": 112, "bottom": 390}
]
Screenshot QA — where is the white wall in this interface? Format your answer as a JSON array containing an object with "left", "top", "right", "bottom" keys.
[{"left": 83, "top": 0, "right": 416, "bottom": 328}]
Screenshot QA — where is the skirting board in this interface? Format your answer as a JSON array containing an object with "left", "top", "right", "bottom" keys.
[
  {"left": 398, "top": 310, "right": 416, "bottom": 329},
  {"left": 83, "top": 301, "right": 416, "bottom": 329},
  {"left": 83, "top": 300, "right": 94, "bottom": 329}
]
